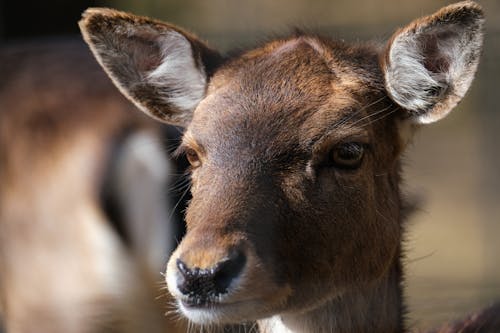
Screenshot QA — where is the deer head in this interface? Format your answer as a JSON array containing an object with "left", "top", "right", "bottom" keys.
[{"left": 80, "top": 2, "right": 484, "bottom": 331}]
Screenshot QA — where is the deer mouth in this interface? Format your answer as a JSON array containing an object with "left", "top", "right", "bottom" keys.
[
  {"left": 180, "top": 293, "right": 235, "bottom": 309},
  {"left": 177, "top": 296, "right": 258, "bottom": 324},
  {"left": 175, "top": 282, "right": 293, "bottom": 325}
]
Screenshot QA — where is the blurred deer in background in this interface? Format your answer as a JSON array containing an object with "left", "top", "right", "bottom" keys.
[
  {"left": 80, "top": 1, "right": 500, "bottom": 332},
  {"left": 0, "top": 39, "right": 188, "bottom": 332}
]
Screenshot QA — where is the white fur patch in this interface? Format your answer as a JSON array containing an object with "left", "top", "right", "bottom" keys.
[
  {"left": 112, "top": 130, "right": 175, "bottom": 273},
  {"left": 259, "top": 316, "right": 295, "bottom": 333},
  {"left": 148, "top": 31, "right": 207, "bottom": 112}
]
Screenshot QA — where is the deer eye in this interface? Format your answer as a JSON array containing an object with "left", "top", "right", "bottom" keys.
[
  {"left": 329, "top": 142, "right": 365, "bottom": 170},
  {"left": 185, "top": 148, "right": 201, "bottom": 168}
]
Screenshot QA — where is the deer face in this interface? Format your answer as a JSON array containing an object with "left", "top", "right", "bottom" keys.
[
  {"left": 80, "top": 1, "right": 483, "bottom": 325},
  {"left": 166, "top": 40, "right": 402, "bottom": 323}
]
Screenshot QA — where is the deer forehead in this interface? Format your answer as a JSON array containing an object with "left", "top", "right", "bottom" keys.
[{"left": 187, "top": 37, "right": 381, "bottom": 156}]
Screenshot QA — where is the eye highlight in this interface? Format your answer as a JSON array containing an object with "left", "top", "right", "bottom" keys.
[{"left": 328, "top": 142, "right": 365, "bottom": 170}]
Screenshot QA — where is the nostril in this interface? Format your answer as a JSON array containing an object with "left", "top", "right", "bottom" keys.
[
  {"left": 213, "top": 250, "right": 246, "bottom": 294},
  {"left": 175, "top": 251, "right": 247, "bottom": 300},
  {"left": 176, "top": 259, "right": 198, "bottom": 296}
]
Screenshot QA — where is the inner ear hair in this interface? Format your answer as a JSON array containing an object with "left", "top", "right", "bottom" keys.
[
  {"left": 79, "top": 8, "right": 222, "bottom": 127},
  {"left": 382, "top": 1, "right": 484, "bottom": 124}
]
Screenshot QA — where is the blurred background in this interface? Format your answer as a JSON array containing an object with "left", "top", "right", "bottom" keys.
[{"left": 1, "top": 0, "right": 499, "bottom": 331}]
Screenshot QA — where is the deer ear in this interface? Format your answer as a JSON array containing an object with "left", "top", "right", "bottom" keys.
[
  {"left": 79, "top": 8, "right": 221, "bottom": 127},
  {"left": 382, "top": 1, "right": 484, "bottom": 124}
]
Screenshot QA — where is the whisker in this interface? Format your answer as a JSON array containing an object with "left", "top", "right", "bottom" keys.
[
  {"left": 407, "top": 251, "right": 436, "bottom": 263},
  {"left": 346, "top": 106, "right": 399, "bottom": 132},
  {"left": 344, "top": 104, "right": 394, "bottom": 130},
  {"left": 168, "top": 177, "right": 191, "bottom": 193},
  {"left": 168, "top": 185, "right": 191, "bottom": 226},
  {"left": 360, "top": 107, "right": 399, "bottom": 129},
  {"left": 330, "top": 95, "right": 389, "bottom": 130}
]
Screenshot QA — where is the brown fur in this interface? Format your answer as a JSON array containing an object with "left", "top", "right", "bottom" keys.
[
  {"left": 79, "top": 2, "right": 497, "bottom": 332},
  {"left": 176, "top": 35, "right": 405, "bottom": 332},
  {"left": 80, "top": 8, "right": 222, "bottom": 127},
  {"left": 0, "top": 39, "right": 186, "bottom": 333},
  {"left": 381, "top": 2, "right": 484, "bottom": 123}
]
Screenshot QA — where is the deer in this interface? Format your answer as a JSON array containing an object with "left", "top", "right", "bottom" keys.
[
  {"left": 0, "top": 39, "right": 189, "bottom": 332},
  {"left": 79, "top": 1, "right": 500, "bottom": 332}
]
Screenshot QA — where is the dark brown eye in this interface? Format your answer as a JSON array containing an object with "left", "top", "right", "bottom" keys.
[
  {"left": 185, "top": 148, "right": 201, "bottom": 168},
  {"left": 330, "top": 142, "right": 365, "bottom": 170}
]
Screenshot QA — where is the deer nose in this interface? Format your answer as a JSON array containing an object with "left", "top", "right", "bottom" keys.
[{"left": 176, "top": 250, "right": 246, "bottom": 304}]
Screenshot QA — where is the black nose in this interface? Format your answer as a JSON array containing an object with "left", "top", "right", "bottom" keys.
[{"left": 176, "top": 250, "right": 246, "bottom": 303}]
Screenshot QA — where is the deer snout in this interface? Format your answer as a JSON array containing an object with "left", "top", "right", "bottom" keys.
[{"left": 174, "top": 250, "right": 247, "bottom": 305}]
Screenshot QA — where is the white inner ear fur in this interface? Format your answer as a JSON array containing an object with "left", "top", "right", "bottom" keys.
[
  {"left": 385, "top": 23, "right": 482, "bottom": 124},
  {"left": 147, "top": 31, "right": 207, "bottom": 112},
  {"left": 386, "top": 33, "right": 448, "bottom": 114}
]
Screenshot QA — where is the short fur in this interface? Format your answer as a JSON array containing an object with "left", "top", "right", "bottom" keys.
[
  {"left": 381, "top": 2, "right": 484, "bottom": 123},
  {"left": 79, "top": 2, "right": 496, "bottom": 333}
]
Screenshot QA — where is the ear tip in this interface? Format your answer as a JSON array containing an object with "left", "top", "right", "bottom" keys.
[
  {"left": 80, "top": 7, "right": 115, "bottom": 23},
  {"left": 79, "top": 8, "right": 110, "bottom": 34},
  {"left": 449, "top": 1, "right": 483, "bottom": 12},
  {"left": 439, "top": 1, "right": 485, "bottom": 23},
  {"left": 78, "top": 7, "right": 133, "bottom": 35}
]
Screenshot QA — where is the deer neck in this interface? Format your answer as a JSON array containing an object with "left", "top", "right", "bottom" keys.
[{"left": 258, "top": 252, "right": 404, "bottom": 333}]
